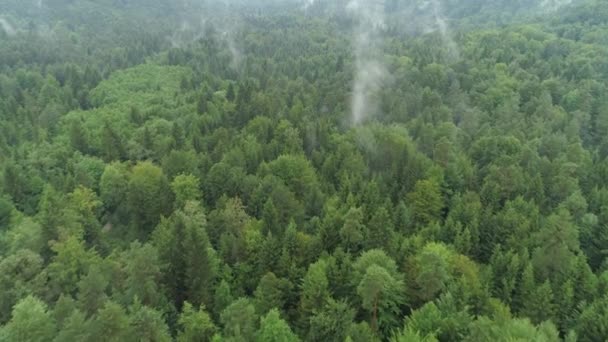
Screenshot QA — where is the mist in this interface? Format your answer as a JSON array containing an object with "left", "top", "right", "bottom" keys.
[
  {"left": 303, "top": 0, "right": 315, "bottom": 10},
  {"left": 348, "top": 0, "right": 388, "bottom": 125},
  {"left": 540, "top": 0, "right": 575, "bottom": 11},
  {"left": 0, "top": 18, "right": 16, "bottom": 36},
  {"left": 430, "top": 0, "right": 460, "bottom": 61},
  {"left": 218, "top": 0, "right": 243, "bottom": 71},
  {"left": 169, "top": 0, "right": 243, "bottom": 71}
]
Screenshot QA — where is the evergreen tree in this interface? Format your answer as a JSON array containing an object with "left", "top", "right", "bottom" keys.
[
  {"left": 256, "top": 309, "right": 299, "bottom": 342},
  {"left": 0, "top": 296, "right": 56, "bottom": 342},
  {"left": 177, "top": 302, "right": 216, "bottom": 342}
]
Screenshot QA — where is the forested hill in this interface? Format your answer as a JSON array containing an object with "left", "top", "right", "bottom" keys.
[{"left": 1, "top": 0, "right": 608, "bottom": 341}]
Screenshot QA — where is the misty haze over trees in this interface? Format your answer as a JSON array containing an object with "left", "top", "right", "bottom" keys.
[{"left": 1, "top": 0, "right": 608, "bottom": 340}]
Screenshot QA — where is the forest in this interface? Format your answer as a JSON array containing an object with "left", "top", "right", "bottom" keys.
[{"left": 0, "top": 0, "right": 607, "bottom": 341}]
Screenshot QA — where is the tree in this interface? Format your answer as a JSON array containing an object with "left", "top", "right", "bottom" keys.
[
  {"left": 54, "top": 310, "right": 89, "bottom": 342},
  {"left": 68, "top": 120, "right": 88, "bottom": 153},
  {"left": 226, "top": 83, "right": 236, "bottom": 102},
  {"left": 127, "top": 161, "right": 170, "bottom": 235},
  {"left": 220, "top": 298, "right": 258, "bottom": 341},
  {"left": 101, "top": 122, "right": 125, "bottom": 162},
  {"left": 0, "top": 296, "right": 56, "bottom": 342},
  {"left": 254, "top": 272, "right": 290, "bottom": 315},
  {"left": 214, "top": 198, "right": 250, "bottom": 266},
  {"left": 575, "top": 295, "right": 608, "bottom": 342},
  {"left": 77, "top": 264, "right": 109, "bottom": 317},
  {"left": 256, "top": 309, "right": 299, "bottom": 342},
  {"left": 531, "top": 208, "right": 579, "bottom": 282},
  {"left": 398, "top": 298, "right": 458, "bottom": 341},
  {"left": 308, "top": 299, "right": 355, "bottom": 342},
  {"left": 352, "top": 249, "right": 400, "bottom": 283},
  {"left": 366, "top": 206, "right": 395, "bottom": 250},
  {"left": 391, "top": 330, "right": 437, "bottom": 342},
  {"left": 262, "top": 199, "right": 280, "bottom": 236},
  {"left": 300, "top": 260, "right": 330, "bottom": 320},
  {"left": 0, "top": 249, "right": 45, "bottom": 324},
  {"left": 0, "top": 197, "right": 13, "bottom": 231},
  {"left": 177, "top": 302, "right": 216, "bottom": 342},
  {"left": 100, "top": 162, "right": 129, "bottom": 220},
  {"left": 357, "top": 265, "right": 405, "bottom": 335},
  {"left": 88, "top": 301, "right": 133, "bottom": 342},
  {"left": 347, "top": 322, "right": 379, "bottom": 342},
  {"left": 37, "top": 185, "right": 75, "bottom": 258},
  {"left": 340, "top": 207, "right": 365, "bottom": 252},
  {"left": 520, "top": 281, "right": 556, "bottom": 325},
  {"left": 414, "top": 243, "right": 452, "bottom": 303},
  {"left": 120, "top": 242, "right": 165, "bottom": 308},
  {"left": 45, "top": 236, "right": 100, "bottom": 301},
  {"left": 2, "top": 163, "right": 28, "bottom": 212},
  {"left": 171, "top": 174, "right": 202, "bottom": 209},
  {"left": 467, "top": 316, "right": 561, "bottom": 341},
  {"left": 3, "top": 217, "right": 45, "bottom": 255},
  {"left": 350, "top": 250, "right": 405, "bottom": 335},
  {"left": 153, "top": 201, "right": 216, "bottom": 310},
  {"left": 172, "top": 123, "right": 186, "bottom": 149},
  {"left": 162, "top": 150, "right": 199, "bottom": 181},
  {"left": 53, "top": 295, "right": 77, "bottom": 328},
  {"left": 129, "top": 301, "right": 172, "bottom": 342},
  {"left": 394, "top": 201, "right": 413, "bottom": 234},
  {"left": 406, "top": 179, "right": 444, "bottom": 227},
  {"left": 213, "top": 280, "right": 234, "bottom": 319}
]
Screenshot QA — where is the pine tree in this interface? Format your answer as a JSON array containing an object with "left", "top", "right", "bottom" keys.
[
  {"left": 521, "top": 280, "right": 556, "bottom": 325},
  {"left": 177, "top": 302, "right": 216, "bottom": 342},
  {"left": 340, "top": 207, "right": 365, "bottom": 253},
  {"left": 406, "top": 179, "right": 444, "bottom": 228},
  {"left": 129, "top": 301, "right": 172, "bottom": 342},
  {"left": 88, "top": 301, "right": 133, "bottom": 341},
  {"left": 220, "top": 298, "right": 258, "bottom": 341},
  {"left": 367, "top": 206, "right": 395, "bottom": 250},
  {"left": 1, "top": 296, "right": 57, "bottom": 342},
  {"left": 226, "top": 83, "right": 236, "bottom": 102},
  {"left": 77, "top": 265, "right": 108, "bottom": 317},
  {"left": 153, "top": 201, "right": 216, "bottom": 310},
  {"left": 68, "top": 120, "right": 88, "bottom": 153},
  {"left": 101, "top": 123, "right": 125, "bottom": 162},
  {"left": 213, "top": 280, "right": 234, "bottom": 319},
  {"left": 300, "top": 259, "right": 330, "bottom": 330},
  {"left": 256, "top": 309, "right": 299, "bottom": 342}
]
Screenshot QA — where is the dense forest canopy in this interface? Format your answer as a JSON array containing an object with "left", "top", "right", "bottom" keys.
[{"left": 1, "top": 0, "right": 608, "bottom": 341}]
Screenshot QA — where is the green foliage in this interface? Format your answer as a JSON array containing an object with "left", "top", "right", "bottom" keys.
[
  {"left": 129, "top": 300, "right": 172, "bottom": 342},
  {"left": 54, "top": 310, "right": 88, "bottom": 342},
  {"left": 256, "top": 309, "right": 299, "bottom": 342},
  {"left": 220, "top": 298, "right": 258, "bottom": 342},
  {"left": 171, "top": 174, "right": 202, "bottom": 209},
  {"left": 0, "top": 296, "right": 56, "bottom": 342},
  {"left": 1, "top": 0, "right": 608, "bottom": 340},
  {"left": 88, "top": 301, "right": 134, "bottom": 341},
  {"left": 466, "top": 317, "right": 560, "bottom": 342},
  {"left": 308, "top": 299, "right": 355, "bottom": 342},
  {"left": 152, "top": 201, "right": 217, "bottom": 309},
  {"left": 357, "top": 264, "right": 405, "bottom": 334},
  {"left": 407, "top": 179, "right": 444, "bottom": 227},
  {"left": 300, "top": 259, "right": 330, "bottom": 319},
  {"left": 177, "top": 302, "right": 216, "bottom": 342},
  {"left": 77, "top": 264, "right": 109, "bottom": 317},
  {"left": 128, "top": 161, "right": 170, "bottom": 235},
  {"left": 414, "top": 243, "right": 452, "bottom": 302},
  {"left": 254, "top": 272, "right": 290, "bottom": 315},
  {"left": 575, "top": 295, "right": 608, "bottom": 342}
]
